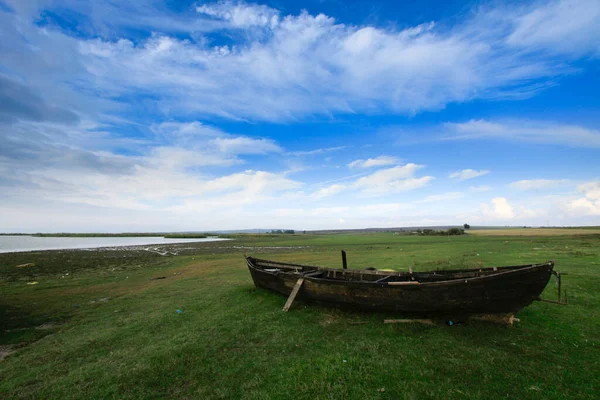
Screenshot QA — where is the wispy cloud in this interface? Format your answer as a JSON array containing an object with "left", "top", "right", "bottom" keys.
[
  {"left": 312, "top": 164, "right": 434, "bottom": 198},
  {"left": 0, "top": 118, "right": 293, "bottom": 213},
  {"left": 150, "top": 121, "right": 225, "bottom": 139},
  {"left": 444, "top": 119, "right": 600, "bottom": 147},
  {"left": 348, "top": 155, "right": 400, "bottom": 169},
  {"left": 150, "top": 121, "right": 282, "bottom": 159},
  {"left": 352, "top": 164, "right": 433, "bottom": 195},
  {"left": 288, "top": 146, "right": 347, "bottom": 156},
  {"left": 2, "top": 0, "right": 224, "bottom": 36},
  {"left": 212, "top": 137, "right": 281, "bottom": 154},
  {"left": 196, "top": 1, "right": 280, "bottom": 28},
  {"left": 0, "top": 75, "right": 80, "bottom": 124},
  {"left": 509, "top": 179, "right": 571, "bottom": 190},
  {"left": 311, "top": 171, "right": 374, "bottom": 187},
  {"left": 311, "top": 184, "right": 346, "bottom": 199},
  {"left": 506, "top": 0, "right": 600, "bottom": 57},
  {"left": 3, "top": 1, "right": 599, "bottom": 123},
  {"left": 1, "top": 1, "right": 599, "bottom": 230},
  {"left": 449, "top": 169, "right": 490, "bottom": 181}
]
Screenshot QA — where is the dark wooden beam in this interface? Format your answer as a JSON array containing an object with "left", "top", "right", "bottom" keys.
[{"left": 282, "top": 278, "right": 304, "bottom": 312}]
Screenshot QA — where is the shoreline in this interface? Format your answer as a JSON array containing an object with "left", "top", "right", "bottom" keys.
[{"left": 0, "top": 236, "right": 230, "bottom": 254}]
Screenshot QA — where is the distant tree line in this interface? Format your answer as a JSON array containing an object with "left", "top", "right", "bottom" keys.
[
  {"left": 270, "top": 230, "right": 295, "bottom": 234},
  {"left": 416, "top": 228, "right": 465, "bottom": 236}
]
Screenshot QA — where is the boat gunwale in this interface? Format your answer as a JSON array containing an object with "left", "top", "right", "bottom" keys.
[{"left": 246, "top": 256, "right": 554, "bottom": 287}]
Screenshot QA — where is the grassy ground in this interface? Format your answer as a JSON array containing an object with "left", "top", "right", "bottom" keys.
[
  {"left": 1, "top": 232, "right": 599, "bottom": 399},
  {"left": 469, "top": 228, "right": 600, "bottom": 236}
]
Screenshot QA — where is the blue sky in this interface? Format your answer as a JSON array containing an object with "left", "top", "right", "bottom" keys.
[{"left": 0, "top": 0, "right": 599, "bottom": 232}]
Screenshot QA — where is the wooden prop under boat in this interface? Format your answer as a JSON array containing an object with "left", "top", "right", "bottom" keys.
[{"left": 246, "top": 254, "right": 556, "bottom": 316}]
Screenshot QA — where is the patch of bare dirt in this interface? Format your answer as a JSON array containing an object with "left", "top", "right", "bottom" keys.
[
  {"left": 319, "top": 313, "right": 340, "bottom": 327},
  {"left": 0, "top": 345, "right": 15, "bottom": 361},
  {"left": 35, "top": 322, "right": 61, "bottom": 330}
]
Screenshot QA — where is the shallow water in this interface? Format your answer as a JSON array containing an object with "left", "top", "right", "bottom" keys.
[{"left": 0, "top": 235, "right": 229, "bottom": 253}]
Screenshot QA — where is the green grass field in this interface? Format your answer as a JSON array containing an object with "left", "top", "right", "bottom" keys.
[
  {"left": 469, "top": 228, "right": 600, "bottom": 236},
  {"left": 1, "top": 232, "right": 599, "bottom": 399}
]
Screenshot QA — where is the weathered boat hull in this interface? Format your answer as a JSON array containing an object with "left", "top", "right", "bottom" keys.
[{"left": 246, "top": 256, "right": 554, "bottom": 315}]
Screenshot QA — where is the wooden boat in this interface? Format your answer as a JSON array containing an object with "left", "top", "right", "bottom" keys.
[{"left": 246, "top": 255, "right": 555, "bottom": 316}]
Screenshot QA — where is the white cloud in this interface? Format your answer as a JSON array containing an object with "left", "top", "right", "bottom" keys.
[
  {"left": 196, "top": 1, "right": 280, "bottom": 28},
  {"left": 28, "top": 164, "right": 302, "bottom": 211},
  {"left": 311, "top": 184, "right": 346, "bottom": 199},
  {"left": 202, "top": 170, "right": 300, "bottom": 195},
  {"left": 352, "top": 164, "right": 434, "bottom": 195},
  {"left": 306, "top": 163, "right": 433, "bottom": 199},
  {"left": 481, "top": 197, "right": 516, "bottom": 219},
  {"left": 509, "top": 179, "right": 571, "bottom": 190},
  {"left": 212, "top": 137, "right": 281, "bottom": 154},
  {"left": 506, "top": 0, "right": 600, "bottom": 57},
  {"left": 567, "top": 181, "right": 600, "bottom": 215},
  {"left": 1, "top": 1, "right": 600, "bottom": 231},
  {"left": 150, "top": 121, "right": 225, "bottom": 139},
  {"left": 348, "top": 155, "right": 400, "bottom": 169},
  {"left": 289, "top": 146, "right": 346, "bottom": 156},
  {"left": 311, "top": 171, "right": 373, "bottom": 187},
  {"left": 148, "top": 121, "right": 281, "bottom": 162},
  {"left": 149, "top": 146, "right": 239, "bottom": 169},
  {"left": 1, "top": 0, "right": 228, "bottom": 35},
  {"left": 445, "top": 119, "right": 600, "bottom": 147},
  {"left": 354, "top": 164, "right": 422, "bottom": 185},
  {"left": 0, "top": 118, "right": 296, "bottom": 214},
  {"left": 3, "top": 0, "right": 596, "bottom": 122},
  {"left": 449, "top": 169, "right": 490, "bottom": 181}
]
